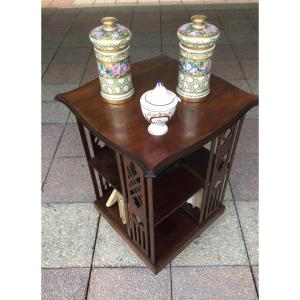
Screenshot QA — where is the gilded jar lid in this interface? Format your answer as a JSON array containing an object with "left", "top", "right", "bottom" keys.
[
  {"left": 177, "top": 15, "right": 220, "bottom": 50},
  {"left": 89, "top": 17, "right": 132, "bottom": 52}
]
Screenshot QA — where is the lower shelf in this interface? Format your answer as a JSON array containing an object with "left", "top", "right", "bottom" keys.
[{"left": 94, "top": 191, "right": 225, "bottom": 274}]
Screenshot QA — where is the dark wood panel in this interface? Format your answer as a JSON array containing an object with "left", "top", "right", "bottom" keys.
[
  {"left": 153, "top": 163, "right": 204, "bottom": 226},
  {"left": 88, "top": 146, "right": 121, "bottom": 192},
  {"left": 56, "top": 54, "right": 258, "bottom": 175}
]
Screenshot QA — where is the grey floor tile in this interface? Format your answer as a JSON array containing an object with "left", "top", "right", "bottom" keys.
[
  {"left": 42, "top": 157, "right": 52, "bottom": 185},
  {"left": 172, "top": 266, "right": 257, "bottom": 300},
  {"left": 52, "top": 47, "right": 92, "bottom": 64},
  {"left": 227, "top": 79, "right": 252, "bottom": 93},
  {"left": 236, "top": 201, "right": 258, "bottom": 265},
  {"left": 87, "top": 267, "right": 171, "bottom": 300},
  {"left": 162, "top": 5, "right": 187, "bottom": 11},
  {"left": 214, "top": 44, "right": 236, "bottom": 61},
  {"left": 42, "top": 48, "right": 58, "bottom": 64},
  {"left": 42, "top": 35, "right": 65, "bottom": 49},
  {"left": 42, "top": 84, "right": 78, "bottom": 102},
  {"left": 217, "top": 10, "right": 248, "bottom": 20},
  {"left": 161, "top": 20, "right": 184, "bottom": 32},
  {"left": 216, "top": 31, "right": 231, "bottom": 44},
  {"left": 246, "top": 106, "right": 259, "bottom": 119},
  {"left": 131, "top": 46, "right": 161, "bottom": 63},
  {"left": 162, "top": 32, "right": 178, "bottom": 47},
  {"left": 221, "top": 19, "right": 255, "bottom": 32},
  {"left": 43, "top": 63, "right": 86, "bottom": 84},
  {"left": 232, "top": 43, "right": 258, "bottom": 60},
  {"left": 74, "top": 12, "right": 106, "bottom": 23},
  {"left": 93, "top": 218, "right": 144, "bottom": 267},
  {"left": 230, "top": 153, "right": 258, "bottom": 201},
  {"left": 42, "top": 64, "right": 48, "bottom": 77},
  {"left": 62, "top": 34, "right": 92, "bottom": 48},
  {"left": 81, "top": 62, "right": 98, "bottom": 85},
  {"left": 42, "top": 124, "right": 64, "bottom": 159},
  {"left": 162, "top": 46, "right": 179, "bottom": 60},
  {"left": 68, "top": 22, "right": 99, "bottom": 36},
  {"left": 240, "top": 60, "right": 258, "bottom": 80},
  {"left": 42, "top": 157, "right": 95, "bottom": 203},
  {"left": 252, "top": 265, "right": 259, "bottom": 290},
  {"left": 42, "top": 24, "right": 72, "bottom": 36},
  {"left": 161, "top": 10, "right": 189, "bottom": 21},
  {"left": 56, "top": 124, "right": 85, "bottom": 157},
  {"left": 247, "top": 79, "right": 259, "bottom": 95},
  {"left": 211, "top": 60, "right": 245, "bottom": 80},
  {"left": 42, "top": 268, "right": 89, "bottom": 300},
  {"left": 47, "top": 12, "right": 78, "bottom": 25},
  {"left": 227, "top": 31, "right": 258, "bottom": 44},
  {"left": 236, "top": 119, "right": 258, "bottom": 154},
  {"left": 172, "top": 201, "right": 248, "bottom": 266},
  {"left": 131, "top": 21, "right": 160, "bottom": 32},
  {"left": 131, "top": 32, "right": 162, "bottom": 47},
  {"left": 42, "top": 203, "right": 99, "bottom": 267},
  {"left": 42, "top": 102, "right": 70, "bottom": 124}
]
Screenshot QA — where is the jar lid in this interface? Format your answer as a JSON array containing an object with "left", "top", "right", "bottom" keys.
[
  {"left": 143, "top": 82, "right": 180, "bottom": 106},
  {"left": 89, "top": 17, "right": 132, "bottom": 52},
  {"left": 177, "top": 15, "right": 220, "bottom": 49}
]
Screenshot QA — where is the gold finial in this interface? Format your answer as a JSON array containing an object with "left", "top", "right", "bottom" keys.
[
  {"left": 101, "top": 17, "right": 117, "bottom": 31},
  {"left": 191, "top": 15, "right": 207, "bottom": 26}
]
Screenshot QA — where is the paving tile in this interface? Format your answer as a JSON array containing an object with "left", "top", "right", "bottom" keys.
[
  {"left": 236, "top": 119, "right": 258, "bottom": 154},
  {"left": 227, "top": 79, "right": 252, "bottom": 93},
  {"left": 134, "top": 5, "right": 160, "bottom": 12},
  {"left": 252, "top": 265, "right": 259, "bottom": 290},
  {"left": 161, "top": 10, "right": 189, "bottom": 21},
  {"left": 247, "top": 79, "right": 259, "bottom": 95},
  {"left": 107, "top": 6, "right": 134, "bottom": 13},
  {"left": 216, "top": 9, "right": 247, "bottom": 20},
  {"left": 42, "top": 157, "right": 95, "bottom": 203},
  {"left": 172, "top": 201, "right": 248, "bottom": 266},
  {"left": 131, "top": 32, "right": 161, "bottom": 47},
  {"left": 62, "top": 34, "right": 92, "bottom": 48},
  {"left": 47, "top": 11, "right": 78, "bottom": 25},
  {"left": 230, "top": 153, "right": 258, "bottom": 201},
  {"left": 161, "top": 4, "right": 186, "bottom": 11},
  {"left": 221, "top": 19, "right": 255, "bottom": 32},
  {"left": 240, "top": 60, "right": 258, "bottom": 79},
  {"left": 187, "top": 10, "right": 217, "bottom": 19},
  {"left": 74, "top": 12, "right": 106, "bottom": 24},
  {"left": 42, "top": 84, "right": 78, "bottom": 102},
  {"left": 42, "top": 48, "right": 57, "bottom": 64},
  {"left": 43, "top": 63, "right": 86, "bottom": 84},
  {"left": 216, "top": 31, "right": 231, "bottom": 44},
  {"left": 42, "top": 157, "right": 52, "bottom": 184},
  {"left": 93, "top": 217, "right": 145, "bottom": 267},
  {"left": 245, "top": 106, "right": 259, "bottom": 119},
  {"left": 68, "top": 111, "right": 78, "bottom": 123},
  {"left": 232, "top": 43, "right": 258, "bottom": 60},
  {"left": 131, "top": 46, "right": 161, "bottom": 63},
  {"left": 42, "top": 124, "right": 64, "bottom": 160},
  {"left": 52, "top": 47, "right": 92, "bottom": 64},
  {"left": 131, "top": 20, "right": 160, "bottom": 32},
  {"left": 227, "top": 31, "right": 258, "bottom": 44},
  {"left": 68, "top": 22, "right": 99, "bottom": 36},
  {"left": 56, "top": 124, "right": 86, "bottom": 157},
  {"left": 42, "top": 203, "right": 99, "bottom": 267},
  {"left": 88, "top": 267, "right": 171, "bottom": 300},
  {"left": 161, "top": 20, "right": 184, "bottom": 32},
  {"left": 42, "top": 64, "right": 48, "bottom": 77},
  {"left": 213, "top": 44, "right": 236, "bottom": 61},
  {"left": 42, "top": 34, "right": 65, "bottom": 49},
  {"left": 236, "top": 201, "right": 258, "bottom": 265},
  {"left": 42, "top": 23, "right": 72, "bottom": 35},
  {"left": 172, "top": 266, "right": 257, "bottom": 300},
  {"left": 162, "top": 46, "right": 179, "bottom": 60},
  {"left": 211, "top": 60, "right": 245, "bottom": 80},
  {"left": 42, "top": 102, "right": 70, "bottom": 124},
  {"left": 162, "top": 32, "right": 178, "bottom": 47},
  {"left": 81, "top": 62, "right": 98, "bottom": 85},
  {"left": 42, "top": 268, "right": 89, "bottom": 300}
]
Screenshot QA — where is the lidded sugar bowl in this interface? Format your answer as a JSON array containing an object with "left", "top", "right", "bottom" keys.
[
  {"left": 176, "top": 15, "right": 220, "bottom": 101},
  {"left": 140, "top": 82, "right": 181, "bottom": 136},
  {"left": 89, "top": 17, "right": 134, "bottom": 104}
]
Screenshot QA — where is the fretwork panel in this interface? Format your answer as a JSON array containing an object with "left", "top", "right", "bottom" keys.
[{"left": 123, "top": 157, "right": 149, "bottom": 257}]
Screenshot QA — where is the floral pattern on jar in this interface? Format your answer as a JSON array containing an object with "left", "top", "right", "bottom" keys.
[
  {"left": 178, "top": 23, "right": 219, "bottom": 37},
  {"left": 90, "top": 24, "right": 130, "bottom": 39},
  {"left": 179, "top": 60, "right": 211, "bottom": 76},
  {"left": 97, "top": 59, "right": 130, "bottom": 79}
]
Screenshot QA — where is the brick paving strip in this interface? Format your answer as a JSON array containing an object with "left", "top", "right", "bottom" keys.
[{"left": 42, "top": 2, "right": 258, "bottom": 299}]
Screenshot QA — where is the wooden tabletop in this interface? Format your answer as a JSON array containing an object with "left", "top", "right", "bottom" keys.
[{"left": 56, "top": 54, "right": 258, "bottom": 176}]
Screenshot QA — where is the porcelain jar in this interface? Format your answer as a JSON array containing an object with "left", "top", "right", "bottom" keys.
[
  {"left": 140, "top": 82, "right": 181, "bottom": 136},
  {"left": 176, "top": 15, "right": 220, "bottom": 102},
  {"left": 89, "top": 17, "right": 134, "bottom": 104}
]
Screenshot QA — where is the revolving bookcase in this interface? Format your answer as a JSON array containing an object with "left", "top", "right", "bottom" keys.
[{"left": 56, "top": 55, "right": 258, "bottom": 275}]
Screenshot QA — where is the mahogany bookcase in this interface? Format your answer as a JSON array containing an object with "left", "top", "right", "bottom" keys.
[{"left": 56, "top": 55, "right": 258, "bottom": 275}]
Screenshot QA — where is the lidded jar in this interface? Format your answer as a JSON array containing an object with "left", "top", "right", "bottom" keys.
[
  {"left": 176, "top": 15, "right": 220, "bottom": 102},
  {"left": 89, "top": 17, "right": 134, "bottom": 104}
]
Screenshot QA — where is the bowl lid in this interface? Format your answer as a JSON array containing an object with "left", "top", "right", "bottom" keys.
[
  {"left": 144, "top": 82, "right": 178, "bottom": 106},
  {"left": 89, "top": 17, "right": 131, "bottom": 47},
  {"left": 177, "top": 15, "right": 219, "bottom": 44}
]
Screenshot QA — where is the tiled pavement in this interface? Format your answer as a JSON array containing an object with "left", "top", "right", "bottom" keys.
[{"left": 42, "top": 3, "right": 258, "bottom": 299}]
